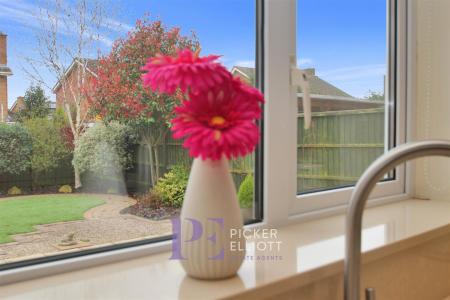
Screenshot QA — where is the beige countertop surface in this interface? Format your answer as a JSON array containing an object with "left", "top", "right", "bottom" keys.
[{"left": 2, "top": 199, "right": 450, "bottom": 300}]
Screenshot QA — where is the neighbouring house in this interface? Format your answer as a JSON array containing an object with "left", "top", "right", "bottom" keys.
[
  {"left": 231, "top": 66, "right": 384, "bottom": 112},
  {"left": 52, "top": 58, "right": 98, "bottom": 119},
  {"left": 8, "top": 96, "right": 57, "bottom": 119},
  {"left": 0, "top": 32, "right": 12, "bottom": 122},
  {"left": 8, "top": 96, "right": 25, "bottom": 115}
]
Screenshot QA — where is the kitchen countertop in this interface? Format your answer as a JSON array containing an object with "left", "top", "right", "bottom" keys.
[{"left": 2, "top": 199, "right": 450, "bottom": 300}]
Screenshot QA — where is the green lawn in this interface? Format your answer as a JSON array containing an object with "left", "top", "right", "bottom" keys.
[{"left": 0, "top": 195, "right": 105, "bottom": 244}]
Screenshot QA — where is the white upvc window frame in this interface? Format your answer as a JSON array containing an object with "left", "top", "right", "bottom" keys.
[
  {"left": 0, "top": 0, "right": 415, "bottom": 284},
  {"left": 263, "top": 0, "right": 412, "bottom": 227}
]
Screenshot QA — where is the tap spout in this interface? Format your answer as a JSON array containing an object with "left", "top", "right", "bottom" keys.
[{"left": 345, "top": 140, "right": 450, "bottom": 300}]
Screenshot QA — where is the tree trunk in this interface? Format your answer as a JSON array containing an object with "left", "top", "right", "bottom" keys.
[
  {"left": 162, "top": 140, "right": 168, "bottom": 175},
  {"left": 147, "top": 143, "right": 156, "bottom": 187},
  {"left": 153, "top": 145, "right": 160, "bottom": 181},
  {"left": 71, "top": 126, "right": 83, "bottom": 189},
  {"left": 74, "top": 165, "right": 82, "bottom": 189}
]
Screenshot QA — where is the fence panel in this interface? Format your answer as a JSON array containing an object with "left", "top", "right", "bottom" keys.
[
  {"left": 0, "top": 161, "right": 74, "bottom": 194},
  {"left": 127, "top": 135, "right": 254, "bottom": 194},
  {"left": 297, "top": 108, "right": 385, "bottom": 193},
  {"left": 128, "top": 108, "right": 384, "bottom": 194}
]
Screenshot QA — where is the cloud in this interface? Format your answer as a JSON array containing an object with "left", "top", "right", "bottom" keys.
[
  {"left": 317, "top": 64, "right": 386, "bottom": 82},
  {"left": 231, "top": 58, "right": 314, "bottom": 69},
  {"left": 98, "top": 36, "right": 114, "bottom": 47},
  {"left": 232, "top": 60, "right": 255, "bottom": 68},
  {"left": 0, "top": 1, "right": 39, "bottom": 29},
  {"left": 315, "top": 64, "right": 386, "bottom": 98},
  {"left": 106, "top": 18, "right": 133, "bottom": 33},
  {"left": 0, "top": 0, "right": 131, "bottom": 47},
  {"left": 297, "top": 58, "right": 314, "bottom": 67}
]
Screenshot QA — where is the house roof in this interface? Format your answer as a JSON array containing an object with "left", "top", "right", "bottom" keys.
[
  {"left": 81, "top": 58, "right": 99, "bottom": 71},
  {"left": 232, "top": 66, "right": 255, "bottom": 82},
  {"left": 9, "top": 97, "right": 24, "bottom": 112},
  {"left": 231, "top": 66, "right": 354, "bottom": 99},
  {"left": 52, "top": 58, "right": 98, "bottom": 92}
]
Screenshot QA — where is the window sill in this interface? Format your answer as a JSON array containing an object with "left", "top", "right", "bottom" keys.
[{"left": 2, "top": 198, "right": 450, "bottom": 299}]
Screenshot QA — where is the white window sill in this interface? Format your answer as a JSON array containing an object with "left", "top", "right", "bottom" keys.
[{"left": 2, "top": 198, "right": 450, "bottom": 299}]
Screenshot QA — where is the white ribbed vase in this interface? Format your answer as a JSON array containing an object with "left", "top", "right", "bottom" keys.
[{"left": 179, "top": 157, "right": 246, "bottom": 279}]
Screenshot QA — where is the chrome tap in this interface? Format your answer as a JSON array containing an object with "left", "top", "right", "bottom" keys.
[{"left": 344, "top": 140, "right": 450, "bottom": 300}]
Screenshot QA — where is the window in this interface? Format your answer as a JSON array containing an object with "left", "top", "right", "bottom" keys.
[
  {"left": 293, "top": 0, "right": 407, "bottom": 214},
  {"left": 0, "top": 0, "right": 410, "bottom": 275},
  {"left": 297, "top": 0, "right": 393, "bottom": 196},
  {"left": 264, "top": 0, "right": 407, "bottom": 221},
  {"left": 0, "top": 0, "right": 262, "bottom": 269}
]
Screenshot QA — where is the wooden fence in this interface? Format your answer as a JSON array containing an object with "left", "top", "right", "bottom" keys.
[
  {"left": 0, "top": 108, "right": 385, "bottom": 195},
  {"left": 0, "top": 161, "right": 74, "bottom": 193},
  {"left": 128, "top": 107, "right": 385, "bottom": 194},
  {"left": 297, "top": 108, "right": 385, "bottom": 193},
  {"left": 126, "top": 136, "right": 254, "bottom": 193}
]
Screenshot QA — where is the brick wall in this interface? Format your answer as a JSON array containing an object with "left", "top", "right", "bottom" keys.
[
  {"left": 55, "top": 64, "right": 92, "bottom": 119},
  {"left": 0, "top": 33, "right": 6, "bottom": 65},
  {"left": 0, "top": 33, "right": 8, "bottom": 122},
  {"left": 0, "top": 77, "right": 6, "bottom": 122}
]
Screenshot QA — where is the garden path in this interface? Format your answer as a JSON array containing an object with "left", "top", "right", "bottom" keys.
[{"left": 83, "top": 194, "right": 136, "bottom": 219}]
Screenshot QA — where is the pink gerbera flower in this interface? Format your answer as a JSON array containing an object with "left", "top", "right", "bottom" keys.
[
  {"left": 232, "top": 76, "right": 265, "bottom": 105},
  {"left": 142, "top": 48, "right": 231, "bottom": 95},
  {"left": 171, "top": 87, "right": 262, "bottom": 160},
  {"left": 141, "top": 48, "right": 265, "bottom": 160}
]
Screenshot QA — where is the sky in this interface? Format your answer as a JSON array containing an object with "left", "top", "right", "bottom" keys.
[{"left": 0, "top": 0, "right": 386, "bottom": 107}]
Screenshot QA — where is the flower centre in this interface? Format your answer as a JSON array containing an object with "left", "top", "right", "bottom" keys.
[{"left": 209, "top": 116, "right": 226, "bottom": 127}]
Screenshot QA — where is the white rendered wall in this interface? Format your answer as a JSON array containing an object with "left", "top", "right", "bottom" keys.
[{"left": 414, "top": 0, "right": 450, "bottom": 199}]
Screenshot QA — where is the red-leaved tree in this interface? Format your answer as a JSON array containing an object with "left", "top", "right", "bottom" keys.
[{"left": 85, "top": 18, "right": 199, "bottom": 186}]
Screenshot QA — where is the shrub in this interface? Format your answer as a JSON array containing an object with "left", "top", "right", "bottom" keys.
[
  {"left": 73, "top": 122, "right": 137, "bottom": 176},
  {"left": 238, "top": 174, "right": 254, "bottom": 209},
  {"left": 58, "top": 185, "right": 73, "bottom": 193},
  {"left": 154, "top": 165, "right": 189, "bottom": 208},
  {"left": 23, "top": 117, "right": 72, "bottom": 174},
  {"left": 7, "top": 186, "right": 22, "bottom": 196},
  {"left": 0, "top": 124, "right": 32, "bottom": 175},
  {"left": 136, "top": 190, "right": 163, "bottom": 209}
]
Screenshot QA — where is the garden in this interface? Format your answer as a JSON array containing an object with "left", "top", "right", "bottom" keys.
[
  {"left": 0, "top": 18, "right": 255, "bottom": 264},
  {"left": 0, "top": 111, "right": 253, "bottom": 263},
  {"left": 0, "top": 100, "right": 254, "bottom": 264}
]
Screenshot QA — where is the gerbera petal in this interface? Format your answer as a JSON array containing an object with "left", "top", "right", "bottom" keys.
[{"left": 142, "top": 48, "right": 231, "bottom": 95}]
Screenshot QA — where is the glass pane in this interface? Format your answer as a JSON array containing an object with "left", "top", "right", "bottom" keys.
[
  {"left": 0, "top": 0, "right": 259, "bottom": 267},
  {"left": 297, "top": 0, "right": 392, "bottom": 194}
]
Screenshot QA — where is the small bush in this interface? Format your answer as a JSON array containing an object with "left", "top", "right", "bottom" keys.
[
  {"left": 7, "top": 186, "right": 22, "bottom": 196},
  {"left": 154, "top": 165, "right": 189, "bottom": 208},
  {"left": 23, "top": 117, "right": 72, "bottom": 174},
  {"left": 58, "top": 185, "right": 73, "bottom": 193},
  {"left": 0, "top": 124, "right": 32, "bottom": 175},
  {"left": 73, "top": 122, "right": 137, "bottom": 176},
  {"left": 136, "top": 190, "right": 163, "bottom": 209},
  {"left": 238, "top": 174, "right": 254, "bottom": 209}
]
